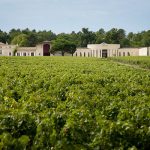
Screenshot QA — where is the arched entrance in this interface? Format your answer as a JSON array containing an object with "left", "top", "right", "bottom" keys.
[
  {"left": 84, "top": 52, "right": 86, "bottom": 57},
  {"left": 43, "top": 44, "right": 50, "bottom": 56},
  {"left": 80, "top": 52, "right": 82, "bottom": 57}
]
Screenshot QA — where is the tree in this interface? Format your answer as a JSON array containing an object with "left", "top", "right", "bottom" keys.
[
  {"left": 95, "top": 28, "right": 105, "bottom": 44},
  {"left": 37, "top": 30, "right": 56, "bottom": 43},
  {"left": 0, "top": 27, "right": 150, "bottom": 50},
  {"left": 0, "top": 30, "right": 8, "bottom": 43},
  {"left": 120, "top": 38, "right": 130, "bottom": 47},
  {"left": 66, "top": 43, "right": 76, "bottom": 56},
  {"left": 9, "top": 29, "right": 22, "bottom": 43},
  {"left": 51, "top": 39, "right": 76, "bottom": 56},
  {"left": 105, "top": 28, "right": 126, "bottom": 45},
  {"left": 78, "top": 28, "right": 96, "bottom": 47},
  {"left": 129, "top": 33, "right": 142, "bottom": 47},
  {"left": 27, "top": 33, "right": 38, "bottom": 47},
  {"left": 13, "top": 47, "right": 18, "bottom": 56},
  {"left": 141, "top": 30, "right": 150, "bottom": 47},
  {"left": 70, "top": 31, "right": 80, "bottom": 46},
  {"left": 105, "top": 28, "right": 118, "bottom": 43},
  {"left": 11, "top": 34, "right": 29, "bottom": 47}
]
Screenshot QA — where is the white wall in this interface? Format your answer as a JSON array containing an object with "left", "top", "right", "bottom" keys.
[
  {"left": 139, "top": 47, "right": 148, "bottom": 56},
  {"left": 1, "top": 45, "right": 16, "bottom": 56},
  {"left": 36, "top": 44, "right": 43, "bottom": 56},
  {"left": 87, "top": 43, "right": 120, "bottom": 50}
]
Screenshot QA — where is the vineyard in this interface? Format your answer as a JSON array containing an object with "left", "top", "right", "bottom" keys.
[
  {"left": 0, "top": 57, "right": 150, "bottom": 150},
  {"left": 109, "top": 56, "right": 150, "bottom": 69}
]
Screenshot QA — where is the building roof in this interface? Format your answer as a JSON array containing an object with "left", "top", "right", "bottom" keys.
[
  {"left": 100, "top": 42, "right": 107, "bottom": 45},
  {"left": 77, "top": 47, "right": 90, "bottom": 49},
  {"left": 37, "top": 41, "right": 51, "bottom": 45},
  {"left": 43, "top": 41, "right": 51, "bottom": 43},
  {"left": 17, "top": 47, "right": 36, "bottom": 51},
  {"left": 0, "top": 42, "right": 5, "bottom": 45},
  {"left": 77, "top": 48, "right": 90, "bottom": 51},
  {"left": 119, "top": 48, "right": 139, "bottom": 50}
]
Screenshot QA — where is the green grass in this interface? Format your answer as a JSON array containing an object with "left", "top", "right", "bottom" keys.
[{"left": 0, "top": 56, "right": 150, "bottom": 149}]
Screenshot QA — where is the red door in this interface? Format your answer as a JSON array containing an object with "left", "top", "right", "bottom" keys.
[{"left": 43, "top": 44, "right": 50, "bottom": 56}]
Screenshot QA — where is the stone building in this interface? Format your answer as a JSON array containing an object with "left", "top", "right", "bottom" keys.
[
  {"left": 73, "top": 42, "right": 150, "bottom": 57},
  {"left": 0, "top": 41, "right": 52, "bottom": 56},
  {"left": 0, "top": 41, "right": 150, "bottom": 57}
]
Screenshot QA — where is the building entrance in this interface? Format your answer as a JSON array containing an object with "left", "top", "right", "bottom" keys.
[
  {"left": 102, "top": 49, "right": 107, "bottom": 58},
  {"left": 43, "top": 44, "right": 50, "bottom": 56}
]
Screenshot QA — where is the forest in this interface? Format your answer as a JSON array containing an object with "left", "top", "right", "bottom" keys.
[{"left": 0, "top": 28, "right": 150, "bottom": 48}]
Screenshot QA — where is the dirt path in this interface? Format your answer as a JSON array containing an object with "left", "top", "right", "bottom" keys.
[{"left": 110, "top": 60, "right": 150, "bottom": 72}]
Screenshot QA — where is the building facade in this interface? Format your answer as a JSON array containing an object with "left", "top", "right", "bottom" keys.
[
  {"left": 0, "top": 41, "right": 150, "bottom": 57},
  {"left": 73, "top": 42, "right": 150, "bottom": 57},
  {"left": 0, "top": 41, "right": 52, "bottom": 56}
]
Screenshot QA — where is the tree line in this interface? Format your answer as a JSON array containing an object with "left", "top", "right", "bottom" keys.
[{"left": 0, "top": 28, "right": 150, "bottom": 48}]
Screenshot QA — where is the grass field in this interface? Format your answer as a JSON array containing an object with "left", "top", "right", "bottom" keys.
[{"left": 0, "top": 57, "right": 150, "bottom": 150}]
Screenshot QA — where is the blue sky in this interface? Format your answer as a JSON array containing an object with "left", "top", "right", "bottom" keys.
[{"left": 0, "top": 0, "right": 150, "bottom": 33}]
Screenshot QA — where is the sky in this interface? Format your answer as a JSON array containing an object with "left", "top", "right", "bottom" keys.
[{"left": 0, "top": 0, "right": 150, "bottom": 34}]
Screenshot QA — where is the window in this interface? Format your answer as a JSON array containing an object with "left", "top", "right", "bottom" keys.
[
  {"left": 127, "top": 52, "right": 130, "bottom": 56},
  {"left": 9, "top": 52, "right": 11, "bottom": 56},
  {"left": 0, "top": 49, "right": 2, "bottom": 55},
  {"left": 17, "top": 53, "right": 20, "bottom": 56},
  {"left": 119, "top": 52, "right": 121, "bottom": 56},
  {"left": 147, "top": 48, "right": 150, "bottom": 56},
  {"left": 80, "top": 52, "right": 82, "bottom": 57},
  {"left": 123, "top": 52, "right": 125, "bottom": 56},
  {"left": 31, "top": 52, "right": 34, "bottom": 56},
  {"left": 23, "top": 53, "right": 26, "bottom": 56}
]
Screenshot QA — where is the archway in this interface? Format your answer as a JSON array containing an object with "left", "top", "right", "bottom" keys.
[
  {"left": 80, "top": 52, "right": 82, "bottom": 57},
  {"left": 84, "top": 52, "right": 86, "bottom": 57},
  {"left": 43, "top": 44, "right": 50, "bottom": 56}
]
